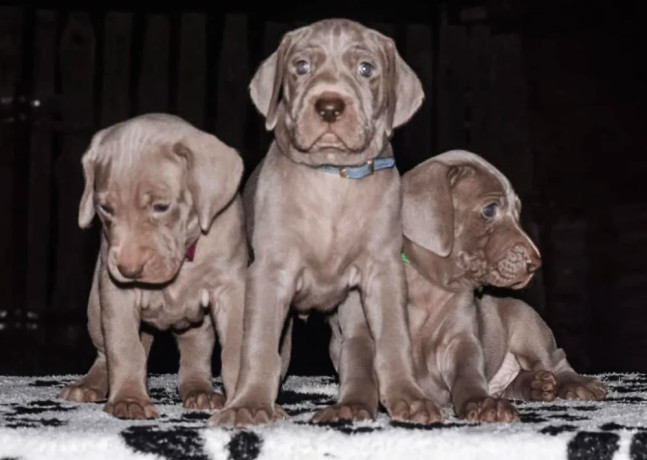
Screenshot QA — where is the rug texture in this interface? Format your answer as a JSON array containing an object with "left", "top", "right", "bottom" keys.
[{"left": 0, "top": 373, "right": 646, "bottom": 460}]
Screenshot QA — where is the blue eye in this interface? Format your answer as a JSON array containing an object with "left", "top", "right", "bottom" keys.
[
  {"left": 358, "top": 61, "right": 374, "bottom": 78},
  {"left": 153, "top": 203, "right": 170, "bottom": 213},
  {"left": 295, "top": 59, "right": 310, "bottom": 75},
  {"left": 482, "top": 203, "right": 498, "bottom": 218}
]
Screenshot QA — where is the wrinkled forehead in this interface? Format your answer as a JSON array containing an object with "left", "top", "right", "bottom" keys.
[
  {"left": 289, "top": 20, "right": 382, "bottom": 56},
  {"left": 94, "top": 142, "right": 185, "bottom": 196},
  {"left": 454, "top": 164, "right": 521, "bottom": 216}
]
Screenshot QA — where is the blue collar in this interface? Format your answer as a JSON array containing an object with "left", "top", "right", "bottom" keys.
[{"left": 311, "top": 157, "right": 396, "bottom": 179}]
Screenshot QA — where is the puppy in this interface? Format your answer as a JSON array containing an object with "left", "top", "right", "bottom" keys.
[
  {"left": 59, "top": 113, "right": 247, "bottom": 419},
  {"left": 400, "top": 150, "right": 607, "bottom": 422},
  {"left": 210, "top": 19, "right": 440, "bottom": 426}
]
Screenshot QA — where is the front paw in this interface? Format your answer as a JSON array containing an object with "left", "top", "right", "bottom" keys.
[
  {"left": 382, "top": 390, "right": 442, "bottom": 424},
  {"left": 528, "top": 370, "right": 557, "bottom": 401},
  {"left": 59, "top": 383, "right": 106, "bottom": 403},
  {"left": 311, "top": 403, "right": 375, "bottom": 423},
  {"left": 208, "top": 404, "right": 287, "bottom": 426},
  {"left": 461, "top": 397, "right": 519, "bottom": 422},
  {"left": 183, "top": 390, "right": 225, "bottom": 410},
  {"left": 103, "top": 397, "right": 159, "bottom": 419},
  {"left": 558, "top": 376, "right": 607, "bottom": 400}
]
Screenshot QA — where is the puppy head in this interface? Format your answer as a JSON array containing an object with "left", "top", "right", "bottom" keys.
[
  {"left": 249, "top": 18, "right": 423, "bottom": 165},
  {"left": 402, "top": 150, "right": 541, "bottom": 289},
  {"left": 78, "top": 113, "right": 243, "bottom": 285}
]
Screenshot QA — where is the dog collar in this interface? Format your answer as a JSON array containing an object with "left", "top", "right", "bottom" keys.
[
  {"left": 186, "top": 239, "right": 198, "bottom": 262},
  {"left": 312, "top": 157, "right": 396, "bottom": 179}
]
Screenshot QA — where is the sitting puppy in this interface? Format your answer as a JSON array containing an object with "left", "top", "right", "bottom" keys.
[
  {"left": 399, "top": 150, "right": 607, "bottom": 422},
  {"left": 59, "top": 113, "right": 247, "bottom": 419},
  {"left": 211, "top": 19, "right": 440, "bottom": 426}
]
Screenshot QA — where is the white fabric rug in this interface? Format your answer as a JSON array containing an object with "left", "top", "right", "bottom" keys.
[{"left": 0, "top": 373, "right": 646, "bottom": 460}]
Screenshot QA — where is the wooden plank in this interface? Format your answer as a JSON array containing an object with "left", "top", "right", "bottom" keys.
[
  {"left": 490, "top": 33, "right": 532, "bottom": 195},
  {"left": 177, "top": 12, "right": 206, "bottom": 127},
  {"left": 51, "top": 12, "right": 96, "bottom": 314},
  {"left": 0, "top": 7, "right": 24, "bottom": 316},
  {"left": 401, "top": 23, "right": 433, "bottom": 173},
  {"left": 467, "top": 25, "right": 493, "bottom": 158},
  {"left": 101, "top": 11, "right": 132, "bottom": 126},
  {"left": 215, "top": 14, "right": 248, "bottom": 151},
  {"left": 436, "top": 24, "right": 469, "bottom": 153},
  {"left": 138, "top": 14, "right": 169, "bottom": 114},
  {"left": 25, "top": 10, "right": 56, "bottom": 318}
]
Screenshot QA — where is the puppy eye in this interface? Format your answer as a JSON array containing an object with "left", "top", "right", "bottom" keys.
[
  {"left": 153, "top": 203, "right": 170, "bottom": 213},
  {"left": 482, "top": 203, "right": 498, "bottom": 219},
  {"left": 98, "top": 204, "right": 114, "bottom": 215},
  {"left": 295, "top": 59, "right": 311, "bottom": 75},
  {"left": 358, "top": 61, "right": 374, "bottom": 78}
]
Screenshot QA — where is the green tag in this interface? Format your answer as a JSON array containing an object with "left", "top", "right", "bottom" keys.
[{"left": 400, "top": 252, "right": 411, "bottom": 264}]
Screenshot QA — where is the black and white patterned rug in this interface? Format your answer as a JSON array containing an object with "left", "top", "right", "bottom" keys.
[{"left": 1, "top": 373, "right": 646, "bottom": 459}]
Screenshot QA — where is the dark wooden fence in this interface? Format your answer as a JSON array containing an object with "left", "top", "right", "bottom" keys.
[{"left": 0, "top": 3, "right": 575, "bottom": 375}]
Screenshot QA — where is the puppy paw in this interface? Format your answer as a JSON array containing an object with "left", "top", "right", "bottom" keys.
[
  {"left": 558, "top": 376, "right": 607, "bottom": 400},
  {"left": 528, "top": 370, "right": 557, "bottom": 401},
  {"left": 59, "top": 383, "right": 106, "bottom": 403},
  {"left": 208, "top": 404, "right": 287, "bottom": 426},
  {"left": 383, "top": 391, "right": 442, "bottom": 424},
  {"left": 183, "top": 391, "right": 225, "bottom": 410},
  {"left": 103, "top": 397, "right": 159, "bottom": 419},
  {"left": 461, "top": 397, "right": 519, "bottom": 423},
  {"left": 311, "top": 403, "right": 375, "bottom": 423}
]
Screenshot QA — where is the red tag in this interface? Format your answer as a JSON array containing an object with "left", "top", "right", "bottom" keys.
[{"left": 186, "top": 240, "right": 198, "bottom": 262}]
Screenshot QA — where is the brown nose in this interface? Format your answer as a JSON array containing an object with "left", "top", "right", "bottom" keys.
[
  {"left": 315, "top": 96, "right": 345, "bottom": 123},
  {"left": 117, "top": 262, "right": 144, "bottom": 280},
  {"left": 526, "top": 254, "right": 542, "bottom": 274}
]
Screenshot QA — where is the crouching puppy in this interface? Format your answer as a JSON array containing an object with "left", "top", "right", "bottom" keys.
[
  {"left": 400, "top": 150, "right": 607, "bottom": 422},
  {"left": 59, "top": 113, "right": 247, "bottom": 419},
  {"left": 210, "top": 18, "right": 440, "bottom": 426}
]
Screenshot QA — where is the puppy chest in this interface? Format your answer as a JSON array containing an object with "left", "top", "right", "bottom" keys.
[
  {"left": 137, "top": 289, "right": 207, "bottom": 329},
  {"left": 292, "top": 266, "right": 359, "bottom": 313}
]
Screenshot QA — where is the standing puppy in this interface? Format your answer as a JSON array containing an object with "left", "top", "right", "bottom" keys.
[
  {"left": 400, "top": 150, "right": 607, "bottom": 422},
  {"left": 211, "top": 19, "right": 440, "bottom": 426},
  {"left": 59, "top": 113, "right": 247, "bottom": 419}
]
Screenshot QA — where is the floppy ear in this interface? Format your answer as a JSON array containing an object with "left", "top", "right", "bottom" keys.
[
  {"left": 401, "top": 160, "right": 454, "bottom": 257},
  {"left": 381, "top": 36, "right": 425, "bottom": 136},
  {"left": 175, "top": 131, "right": 244, "bottom": 233},
  {"left": 78, "top": 130, "right": 107, "bottom": 229},
  {"left": 249, "top": 33, "right": 292, "bottom": 131}
]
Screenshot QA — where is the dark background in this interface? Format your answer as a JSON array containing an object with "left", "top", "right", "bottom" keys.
[{"left": 0, "top": 0, "right": 645, "bottom": 378}]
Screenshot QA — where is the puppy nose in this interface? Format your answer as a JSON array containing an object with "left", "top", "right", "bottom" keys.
[
  {"left": 315, "top": 97, "right": 345, "bottom": 123},
  {"left": 526, "top": 254, "right": 542, "bottom": 274},
  {"left": 117, "top": 262, "right": 144, "bottom": 280}
]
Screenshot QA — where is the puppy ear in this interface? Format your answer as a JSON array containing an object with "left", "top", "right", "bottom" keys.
[
  {"left": 175, "top": 132, "right": 244, "bottom": 233},
  {"left": 249, "top": 34, "right": 292, "bottom": 131},
  {"left": 381, "top": 36, "right": 424, "bottom": 136},
  {"left": 401, "top": 160, "right": 454, "bottom": 257},
  {"left": 78, "top": 129, "right": 106, "bottom": 229}
]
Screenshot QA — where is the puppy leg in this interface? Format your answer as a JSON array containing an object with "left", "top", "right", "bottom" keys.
[
  {"left": 60, "top": 259, "right": 108, "bottom": 402},
  {"left": 312, "top": 291, "right": 378, "bottom": 423},
  {"left": 175, "top": 316, "right": 223, "bottom": 410},
  {"left": 361, "top": 260, "right": 441, "bottom": 424},
  {"left": 101, "top": 281, "right": 158, "bottom": 420},
  {"left": 209, "top": 261, "right": 294, "bottom": 426},
  {"left": 442, "top": 330, "right": 519, "bottom": 423},
  {"left": 504, "top": 299, "right": 607, "bottom": 401},
  {"left": 211, "top": 279, "right": 246, "bottom": 405}
]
